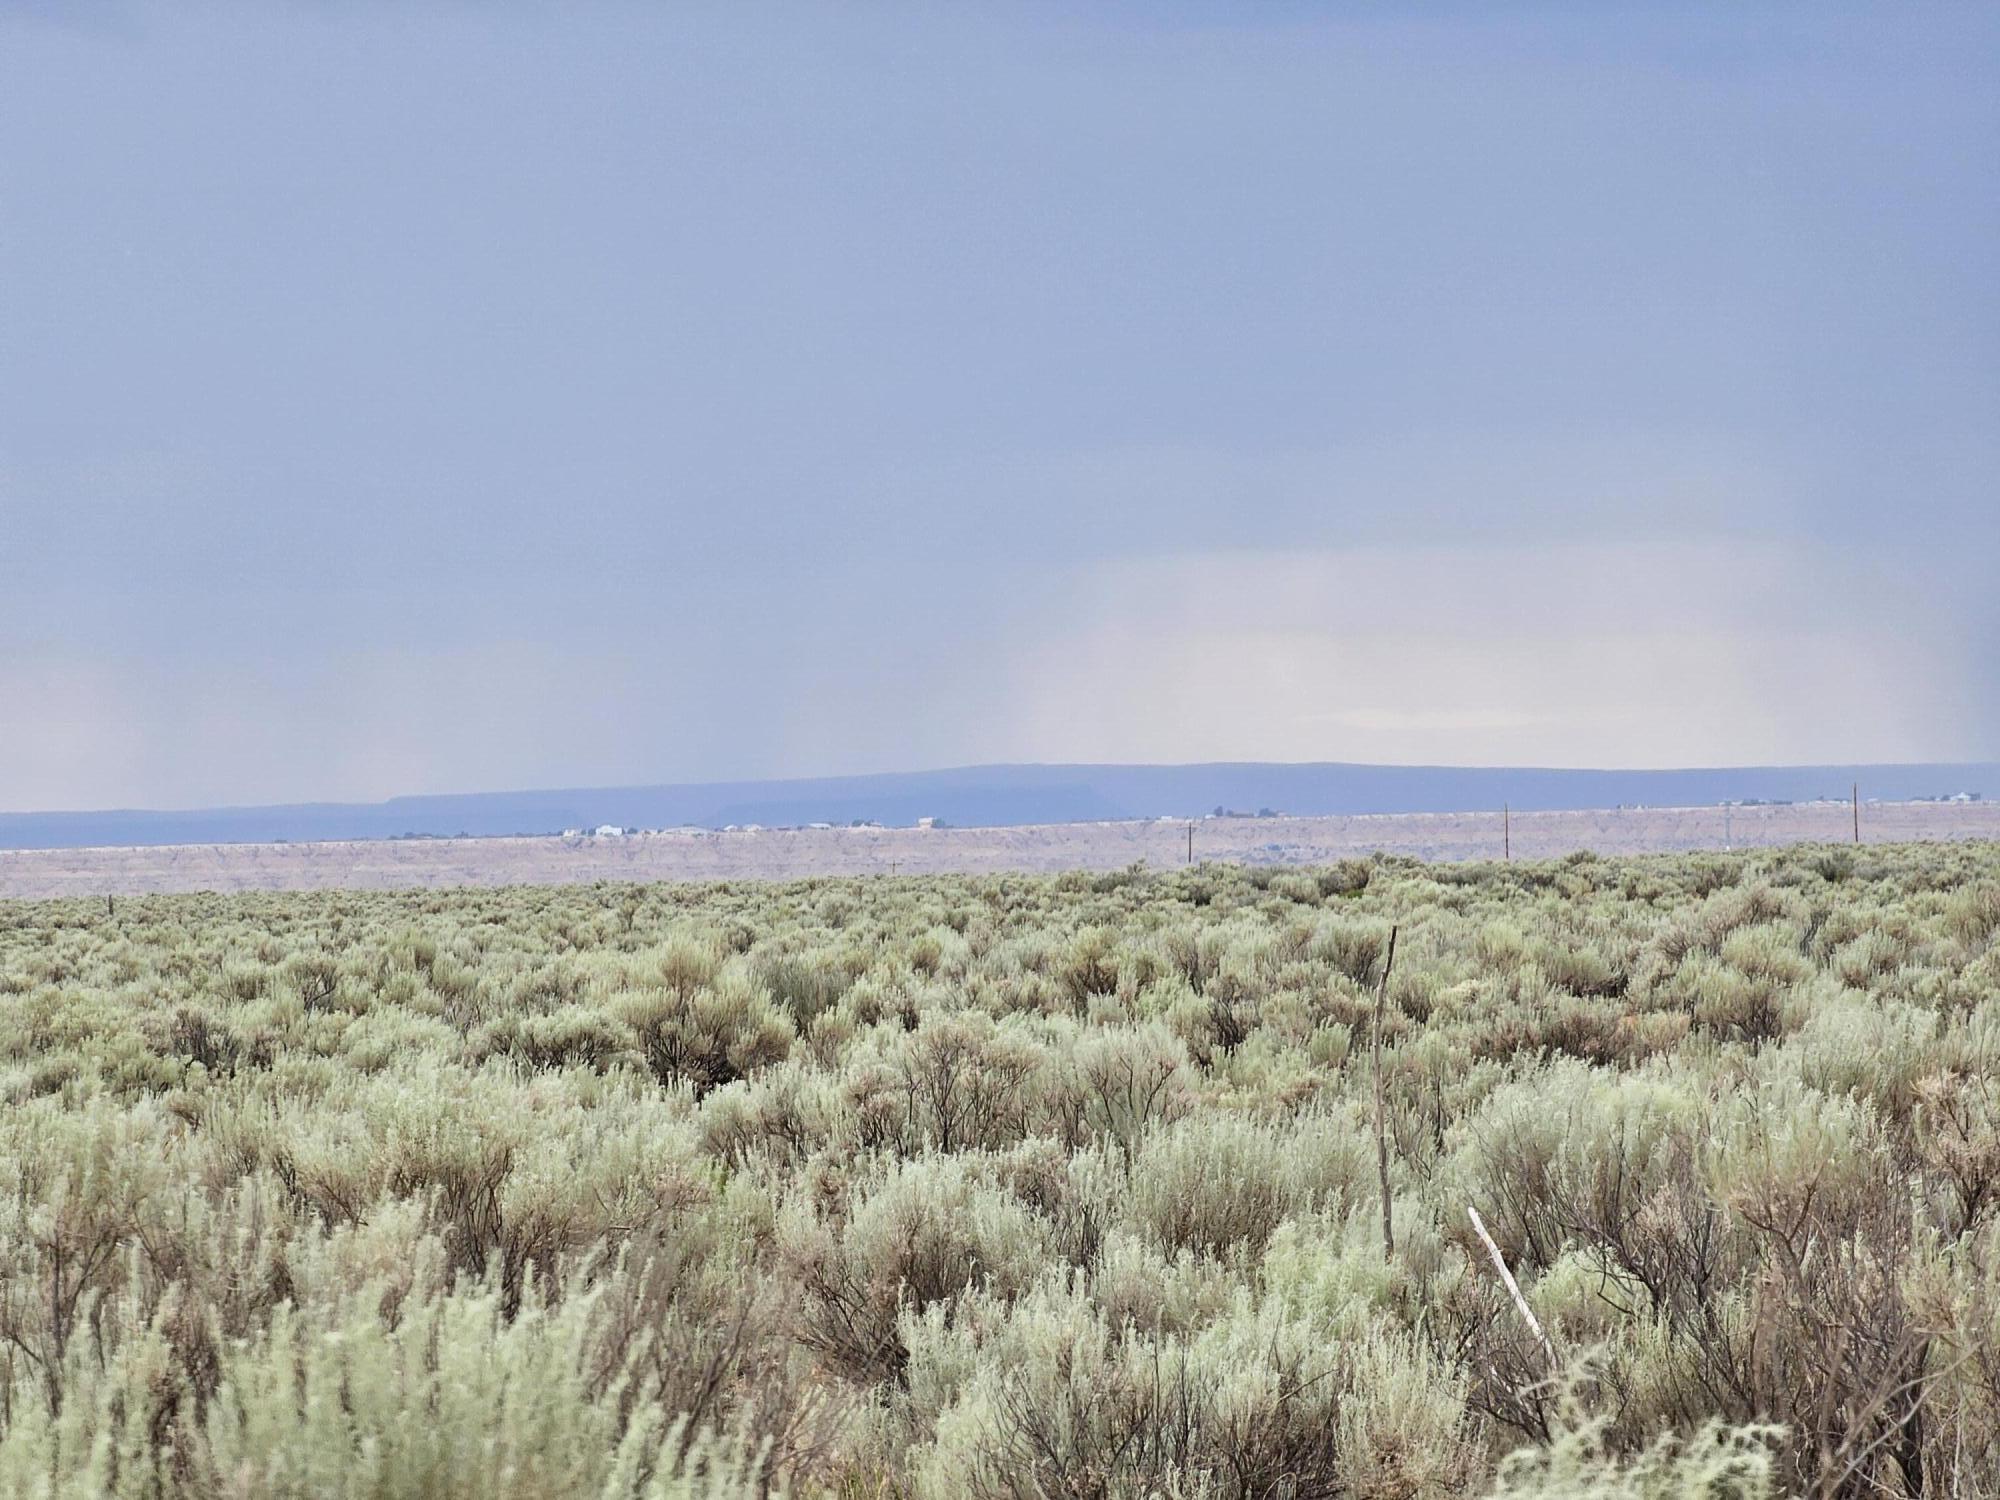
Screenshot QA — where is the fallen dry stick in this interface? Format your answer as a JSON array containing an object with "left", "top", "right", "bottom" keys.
[{"left": 1468, "top": 1203, "right": 1557, "bottom": 1371}]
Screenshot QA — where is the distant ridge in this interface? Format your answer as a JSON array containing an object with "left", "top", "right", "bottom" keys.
[{"left": 2, "top": 762, "right": 1995, "bottom": 852}]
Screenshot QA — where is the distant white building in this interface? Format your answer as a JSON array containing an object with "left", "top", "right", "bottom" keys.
[
  {"left": 594, "top": 824, "right": 625, "bottom": 838},
  {"left": 915, "top": 816, "right": 936, "bottom": 829}
]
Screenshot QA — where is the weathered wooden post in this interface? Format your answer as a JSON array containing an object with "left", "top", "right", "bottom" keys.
[{"left": 1373, "top": 924, "right": 1399, "bottom": 1258}]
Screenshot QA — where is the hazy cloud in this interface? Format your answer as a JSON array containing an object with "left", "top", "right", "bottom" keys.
[{"left": 991, "top": 543, "right": 1980, "bottom": 769}]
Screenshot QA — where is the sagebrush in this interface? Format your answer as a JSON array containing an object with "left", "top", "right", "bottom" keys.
[{"left": 4, "top": 843, "right": 1999, "bottom": 1496}]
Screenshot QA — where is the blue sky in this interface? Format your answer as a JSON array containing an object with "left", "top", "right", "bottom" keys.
[{"left": 2, "top": 3, "right": 1995, "bottom": 810}]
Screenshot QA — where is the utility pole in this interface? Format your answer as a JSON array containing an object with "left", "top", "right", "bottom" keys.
[
  {"left": 1852, "top": 782, "right": 1860, "bottom": 844},
  {"left": 1186, "top": 822, "right": 1193, "bottom": 865},
  {"left": 1503, "top": 804, "right": 1510, "bottom": 861}
]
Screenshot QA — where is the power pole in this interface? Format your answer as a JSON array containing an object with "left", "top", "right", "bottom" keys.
[
  {"left": 1852, "top": 782, "right": 1860, "bottom": 844},
  {"left": 1503, "top": 803, "right": 1510, "bottom": 861},
  {"left": 1186, "top": 822, "right": 1193, "bottom": 865}
]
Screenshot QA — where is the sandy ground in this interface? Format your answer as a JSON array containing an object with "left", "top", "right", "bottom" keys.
[{"left": 2, "top": 800, "right": 1996, "bottom": 900}]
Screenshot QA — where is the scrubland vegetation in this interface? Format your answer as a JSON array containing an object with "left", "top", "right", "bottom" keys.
[{"left": 3, "top": 844, "right": 2000, "bottom": 1497}]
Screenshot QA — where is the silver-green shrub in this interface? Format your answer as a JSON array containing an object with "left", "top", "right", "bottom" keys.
[{"left": 4, "top": 840, "right": 1999, "bottom": 1495}]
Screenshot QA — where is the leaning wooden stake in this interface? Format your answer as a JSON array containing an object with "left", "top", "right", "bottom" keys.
[
  {"left": 1373, "top": 924, "right": 1399, "bottom": 1259},
  {"left": 1468, "top": 1204, "right": 1556, "bottom": 1370}
]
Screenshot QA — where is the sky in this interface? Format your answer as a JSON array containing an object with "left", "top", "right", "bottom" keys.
[{"left": 2, "top": 2, "right": 1995, "bottom": 812}]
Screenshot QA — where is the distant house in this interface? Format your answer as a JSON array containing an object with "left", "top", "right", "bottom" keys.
[
  {"left": 807, "top": 821, "right": 833, "bottom": 830},
  {"left": 915, "top": 816, "right": 936, "bottom": 829},
  {"left": 593, "top": 824, "right": 625, "bottom": 838}
]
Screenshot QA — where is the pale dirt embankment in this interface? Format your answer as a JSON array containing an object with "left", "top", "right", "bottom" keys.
[{"left": 2, "top": 801, "right": 1997, "bottom": 900}]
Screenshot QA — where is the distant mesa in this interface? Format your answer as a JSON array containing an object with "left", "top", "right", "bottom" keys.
[{"left": 3, "top": 760, "right": 1998, "bottom": 851}]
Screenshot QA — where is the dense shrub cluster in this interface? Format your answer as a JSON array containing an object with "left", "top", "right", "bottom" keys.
[{"left": 2, "top": 843, "right": 1998, "bottom": 1496}]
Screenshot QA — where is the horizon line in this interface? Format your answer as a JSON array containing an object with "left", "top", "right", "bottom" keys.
[{"left": 5, "top": 754, "right": 1997, "bottom": 822}]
